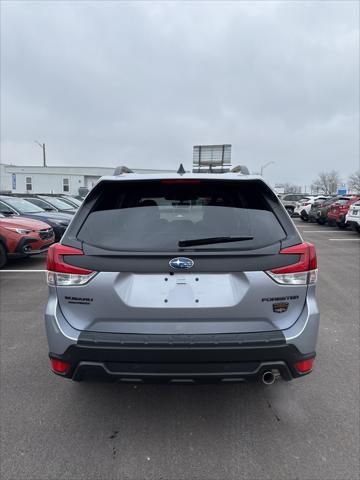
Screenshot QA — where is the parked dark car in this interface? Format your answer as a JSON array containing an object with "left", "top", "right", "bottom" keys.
[
  {"left": 57, "top": 195, "right": 82, "bottom": 208},
  {"left": 28, "top": 194, "right": 82, "bottom": 209},
  {"left": 6, "top": 192, "right": 82, "bottom": 210},
  {"left": 308, "top": 197, "right": 334, "bottom": 223},
  {"left": 313, "top": 196, "right": 342, "bottom": 224},
  {"left": 20, "top": 195, "right": 77, "bottom": 215},
  {"left": 0, "top": 196, "right": 72, "bottom": 241}
]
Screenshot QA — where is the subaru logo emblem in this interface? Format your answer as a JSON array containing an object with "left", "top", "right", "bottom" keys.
[{"left": 169, "top": 257, "right": 194, "bottom": 270}]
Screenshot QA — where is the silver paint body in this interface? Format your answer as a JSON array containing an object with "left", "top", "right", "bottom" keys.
[{"left": 45, "top": 172, "right": 320, "bottom": 359}]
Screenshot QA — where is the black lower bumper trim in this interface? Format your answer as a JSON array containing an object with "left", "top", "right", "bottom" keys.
[
  {"left": 50, "top": 330, "right": 315, "bottom": 383},
  {"left": 72, "top": 361, "right": 292, "bottom": 383},
  {"left": 15, "top": 237, "right": 38, "bottom": 254},
  {"left": 71, "top": 360, "right": 293, "bottom": 383},
  {"left": 347, "top": 221, "right": 360, "bottom": 231}
]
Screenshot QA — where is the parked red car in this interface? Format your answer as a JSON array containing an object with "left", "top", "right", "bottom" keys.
[
  {"left": 327, "top": 196, "right": 360, "bottom": 229},
  {"left": 0, "top": 214, "right": 55, "bottom": 268}
]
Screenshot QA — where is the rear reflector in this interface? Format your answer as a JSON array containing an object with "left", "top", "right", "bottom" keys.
[
  {"left": 294, "top": 358, "right": 315, "bottom": 374},
  {"left": 50, "top": 358, "right": 71, "bottom": 374},
  {"left": 47, "top": 243, "right": 96, "bottom": 286},
  {"left": 266, "top": 242, "right": 317, "bottom": 285}
]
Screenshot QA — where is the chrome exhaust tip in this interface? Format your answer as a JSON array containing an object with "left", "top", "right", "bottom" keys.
[{"left": 262, "top": 370, "right": 280, "bottom": 385}]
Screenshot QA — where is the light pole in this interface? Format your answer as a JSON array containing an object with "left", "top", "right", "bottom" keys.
[
  {"left": 260, "top": 161, "right": 275, "bottom": 176},
  {"left": 34, "top": 141, "right": 47, "bottom": 167}
]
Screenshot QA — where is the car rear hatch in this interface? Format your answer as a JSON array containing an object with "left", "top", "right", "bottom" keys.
[
  {"left": 329, "top": 198, "right": 352, "bottom": 218},
  {"left": 349, "top": 202, "right": 360, "bottom": 216},
  {"left": 52, "top": 177, "right": 310, "bottom": 335}
]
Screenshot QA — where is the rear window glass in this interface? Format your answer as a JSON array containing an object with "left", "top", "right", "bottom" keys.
[
  {"left": 336, "top": 199, "right": 351, "bottom": 205},
  {"left": 323, "top": 198, "right": 338, "bottom": 205},
  {"left": 64, "top": 196, "right": 82, "bottom": 206},
  {"left": 26, "top": 198, "right": 55, "bottom": 209},
  {"left": 41, "top": 196, "right": 74, "bottom": 210},
  {"left": 77, "top": 180, "right": 286, "bottom": 252},
  {"left": 0, "top": 196, "right": 45, "bottom": 213}
]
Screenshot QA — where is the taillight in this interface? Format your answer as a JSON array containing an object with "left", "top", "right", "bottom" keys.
[
  {"left": 266, "top": 242, "right": 317, "bottom": 285},
  {"left": 47, "top": 243, "right": 96, "bottom": 286},
  {"left": 294, "top": 358, "right": 315, "bottom": 374},
  {"left": 50, "top": 358, "right": 71, "bottom": 374}
]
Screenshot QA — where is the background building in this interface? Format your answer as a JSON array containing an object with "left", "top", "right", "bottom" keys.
[{"left": 0, "top": 164, "right": 175, "bottom": 195}]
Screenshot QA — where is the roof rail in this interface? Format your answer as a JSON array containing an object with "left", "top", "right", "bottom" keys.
[
  {"left": 113, "top": 166, "right": 134, "bottom": 175},
  {"left": 231, "top": 165, "right": 250, "bottom": 175}
]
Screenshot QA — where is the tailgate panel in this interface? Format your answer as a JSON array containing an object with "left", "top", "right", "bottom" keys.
[{"left": 57, "top": 271, "right": 307, "bottom": 334}]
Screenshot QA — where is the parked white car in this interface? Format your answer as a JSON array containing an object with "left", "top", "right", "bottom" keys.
[
  {"left": 345, "top": 201, "right": 360, "bottom": 232},
  {"left": 294, "top": 196, "right": 328, "bottom": 221}
]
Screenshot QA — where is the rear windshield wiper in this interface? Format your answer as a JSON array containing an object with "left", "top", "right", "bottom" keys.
[{"left": 178, "top": 236, "right": 254, "bottom": 248}]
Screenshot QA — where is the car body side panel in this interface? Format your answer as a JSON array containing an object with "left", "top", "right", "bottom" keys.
[
  {"left": 284, "top": 285, "right": 319, "bottom": 354},
  {"left": 45, "top": 288, "right": 80, "bottom": 354}
]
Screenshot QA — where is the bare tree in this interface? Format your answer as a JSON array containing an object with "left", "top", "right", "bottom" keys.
[
  {"left": 348, "top": 171, "right": 360, "bottom": 193},
  {"left": 311, "top": 170, "right": 340, "bottom": 195},
  {"left": 280, "top": 183, "right": 302, "bottom": 193}
]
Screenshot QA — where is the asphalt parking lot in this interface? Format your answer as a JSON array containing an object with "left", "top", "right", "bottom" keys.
[{"left": 0, "top": 218, "right": 359, "bottom": 480}]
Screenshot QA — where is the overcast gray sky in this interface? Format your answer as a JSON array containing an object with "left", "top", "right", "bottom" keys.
[{"left": 1, "top": 0, "right": 359, "bottom": 187}]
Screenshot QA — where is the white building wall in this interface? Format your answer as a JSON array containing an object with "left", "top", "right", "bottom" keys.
[
  {"left": 0, "top": 165, "right": 12, "bottom": 191},
  {"left": 0, "top": 164, "right": 177, "bottom": 195},
  {"left": 0, "top": 165, "right": 110, "bottom": 195},
  {"left": 1, "top": 170, "right": 85, "bottom": 195}
]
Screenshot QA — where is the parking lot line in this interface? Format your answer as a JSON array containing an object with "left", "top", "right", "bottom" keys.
[
  {"left": 297, "top": 227, "right": 329, "bottom": 231},
  {"left": 328, "top": 238, "right": 360, "bottom": 241},
  {"left": 302, "top": 230, "right": 346, "bottom": 233}
]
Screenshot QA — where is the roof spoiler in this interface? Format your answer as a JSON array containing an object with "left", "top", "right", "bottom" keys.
[
  {"left": 113, "top": 166, "right": 134, "bottom": 175},
  {"left": 230, "top": 165, "right": 250, "bottom": 175}
]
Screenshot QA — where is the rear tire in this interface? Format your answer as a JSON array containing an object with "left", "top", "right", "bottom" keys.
[
  {"left": 337, "top": 222, "right": 347, "bottom": 229},
  {"left": 0, "top": 243, "right": 8, "bottom": 269}
]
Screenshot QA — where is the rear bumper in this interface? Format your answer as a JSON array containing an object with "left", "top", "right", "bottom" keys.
[
  {"left": 327, "top": 214, "right": 341, "bottom": 225},
  {"left": 294, "top": 208, "right": 309, "bottom": 218},
  {"left": 346, "top": 219, "right": 360, "bottom": 229},
  {"left": 49, "top": 331, "right": 315, "bottom": 383}
]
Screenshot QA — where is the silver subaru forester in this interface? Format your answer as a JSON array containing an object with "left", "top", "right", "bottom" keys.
[{"left": 45, "top": 168, "right": 319, "bottom": 384}]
